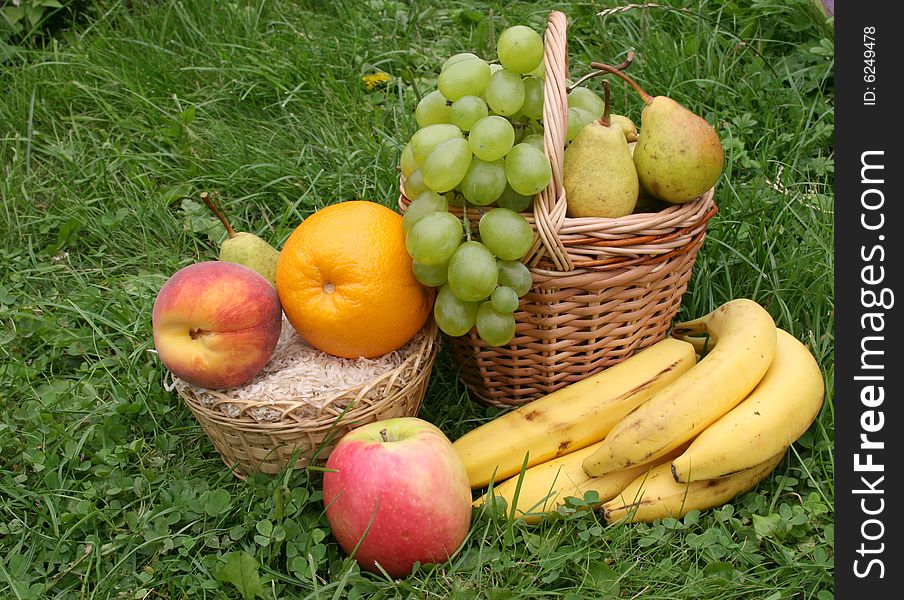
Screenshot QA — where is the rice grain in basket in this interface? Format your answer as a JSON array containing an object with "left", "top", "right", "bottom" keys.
[{"left": 170, "top": 318, "right": 438, "bottom": 479}]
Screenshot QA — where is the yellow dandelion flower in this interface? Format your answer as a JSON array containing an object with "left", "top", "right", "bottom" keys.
[{"left": 362, "top": 71, "right": 391, "bottom": 90}]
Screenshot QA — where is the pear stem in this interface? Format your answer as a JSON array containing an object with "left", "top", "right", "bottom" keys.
[
  {"left": 598, "top": 80, "right": 612, "bottom": 128},
  {"left": 567, "top": 51, "right": 636, "bottom": 93},
  {"left": 201, "top": 191, "right": 236, "bottom": 239},
  {"left": 589, "top": 59, "right": 654, "bottom": 106}
]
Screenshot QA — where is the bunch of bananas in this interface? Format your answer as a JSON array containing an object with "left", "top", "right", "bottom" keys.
[{"left": 455, "top": 298, "right": 825, "bottom": 524}]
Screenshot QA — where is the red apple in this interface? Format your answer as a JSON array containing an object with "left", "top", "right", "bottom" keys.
[
  {"left": 152, "top": 261, "right": 282, "bottom": 389},
  {"left": 322, "top": 417, "right": 472, "bottom": 578}
]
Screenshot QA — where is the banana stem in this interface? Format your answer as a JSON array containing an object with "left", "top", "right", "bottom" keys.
[
  {"left": 589, "top": 60, "right": 653, "bottom": 106},
  {"left": 671, "top": 332, "right": 711, "bottom": 355},
  {"left": 201, "top": 191, "right": 236, "bottom": 239},
  {"left": 670, "top": 316, "right": 710, "bottom": 337}
]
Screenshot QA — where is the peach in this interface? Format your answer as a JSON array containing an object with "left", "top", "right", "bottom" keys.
[{"left": 152, "top": 261, "right": 282, "bottom": 389}]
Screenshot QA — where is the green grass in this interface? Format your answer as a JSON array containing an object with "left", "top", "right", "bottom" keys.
[{"left": 0, "top": 0, "right": 834, "bottom": 598}]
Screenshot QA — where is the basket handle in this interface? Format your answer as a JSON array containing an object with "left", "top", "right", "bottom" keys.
[{"left": 525, "top": 11, "right": 573, "bottom": 271}]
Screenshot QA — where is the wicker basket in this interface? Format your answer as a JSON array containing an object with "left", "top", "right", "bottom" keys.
[
  {"left": 398, "top": 11, "right": 717, "bottom": 408},
  {"left": 171, "top": 320, "right": 439, "bottom": 479}
]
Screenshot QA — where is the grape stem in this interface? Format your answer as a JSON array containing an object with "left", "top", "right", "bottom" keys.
[
  {"left": 461, "top": 198, "right": 473, "bottom": 242},
  {"left": 566, "top": 50, "right": 636, "bottom": 93}
]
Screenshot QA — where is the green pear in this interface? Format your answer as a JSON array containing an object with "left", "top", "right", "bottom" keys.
[
  {"left": 201, "top": 192, "right": 280, "bottom": 286},
  {"left": 563, "top": 82, "right": 639, "bottom": 218},
  {"left": 591, "top": 62, "right": 724, "bottom": 204}
]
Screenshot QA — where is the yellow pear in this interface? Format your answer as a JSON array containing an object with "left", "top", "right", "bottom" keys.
[
  {"left": 627, "top": 142, "right": 669, "bottom": 213},
  {"left": 610, "top": 114, "right": 638, "bottom": 142},
  {"left": 563, "top": 82, "right": 639, "bottom": 218}
]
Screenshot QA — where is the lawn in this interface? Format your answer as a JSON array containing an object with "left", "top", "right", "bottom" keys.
[{"left": 0, "top": 0, "right": 834, "bottom": 598}]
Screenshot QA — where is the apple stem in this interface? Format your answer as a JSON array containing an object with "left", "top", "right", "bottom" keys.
[
  {"left": 379, "top": 428, "right": 389, "bottom": 443},
  {"left": 589, "top": 58, "right": 654, "bottom": 106},
  {"left": 201, "top": 191, "right": 237, "bottom": 239}
]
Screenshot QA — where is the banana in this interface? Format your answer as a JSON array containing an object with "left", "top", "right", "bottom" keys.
[
  {"left": 670, "top": 328, "right": 825, "bottom": 482},
  {"left": 582, "top": 298, "right": 777, "bottom": 477},
  {"left": 602, "top": 450, "right": 785, "bottom": 524},
  {"left": 452, "top": 337, "right": 697, "bottom": 489},
  {"left": 474, "top": 442, "right": 686, "bottom": 524}
]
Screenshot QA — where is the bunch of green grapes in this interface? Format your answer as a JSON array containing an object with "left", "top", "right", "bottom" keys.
[
  {"left": 404, "top": 198, "right": 535, "bottom": 347},
  {"left": 401, "top": 25, "right": 553, "bottom": 210},
  {"left": 400, "top": 25, "right": 611, "bottom": 346}
]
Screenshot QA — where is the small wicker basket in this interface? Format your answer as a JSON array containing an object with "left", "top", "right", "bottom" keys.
[
  {"left": 398, "top": 11, "right": 717, "bottom": 408},
  {"left": 172, "top": 320, "right": 439, "bottom": 479}
]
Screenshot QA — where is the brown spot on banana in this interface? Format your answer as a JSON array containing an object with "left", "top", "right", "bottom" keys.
[
  {"left": 521, "top": 410, "right": 540, "bottom": 422},
  {"left": 555, "top": 440, "right": 573, "bottom": 456}
]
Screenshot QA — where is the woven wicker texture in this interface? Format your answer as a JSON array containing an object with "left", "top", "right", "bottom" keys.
[
  {"left": 175, "top": 321, "right": 438, "bottom": 479},
  {"left": 398, "top": 11, "right": 717, "bottom": 407}
]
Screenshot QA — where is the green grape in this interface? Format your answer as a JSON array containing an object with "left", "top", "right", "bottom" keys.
[
  {"left": 476, "top": 301, "right": 517, "bottom": 347},
  {"left": 567, "top": 86, "right": 606, "bottom": 119},
  {"left": 438, "top": 56, "right": 491, "bottom": 101},
  {"left": 410, "top": 123, "right": 463, "bottom": 164},
  {"left": 504, "top": 143, "right": 552, "bottom": 196},
  {"left": 450, "top": 95, "right": 489, "bottom": 132},
  {"left": 527, "top": 58, "right": 546, "bottom": 80},
  {"left": 495, "top": 184, "right": 534, "bottom": 212},
  {"left": 403, "top": 168, "right": 428, "bottom": 199},
  {"left": 468, "top": 115, "right": 515, "bottom": 161},
  {"left": 496, "top": 25, "right": 544, "bottom": 75},
  {"left": 497, "top": 259, "right": 533, "bottom": 297},
  {"left": 421, "top": 137, "right": 472, "bottom": 193},
  {"left": 405, "top": 211, "right": 463, "bottom": 265},
  {"left": 403, "top": 190, "right": 448, "bottom": 232},
  {"left": 434, "top": 284, "right": 480, "bottom": 337},
  {"left": 518, "top": 76, "right": 544, "bottom": 121},
  {"left": 490, "top": 285, "right": 520, "bottom": 313},
  {"left": 478, "top": 207, "right": 534, "bottom": 261},
  {"left": 443, "top": 52, "right": 479, "bottom": 71},
  {"left": 447, "top": 241, "right": 498, "bottom": 302},
  {"left": 412, "top": 260, "right": 449, "bottom": 287},
  {"left": 520, "top": 133, "right": 545, "bottom": 152},
  {"left": 567, "top": 107, "right": 595, "bottom": 142},
  {"left": 489, "top": 63, "right": 505, "bottom": 75},
  {"left": 400, "top": 143, "right": 419, "bottom": 178},
  {"left": 461, "top": 158, "right": 507, "bottom": 206},
  {"left": 484, "top": 68, "right": 525, "bottom": 117},
  {"left": 416, "top": 89, "right": 452, "bottom": 127}
]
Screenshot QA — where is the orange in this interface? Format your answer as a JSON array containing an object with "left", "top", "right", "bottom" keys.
[{"left": 275, "top": 200, "right": 435, "bottom": 359}]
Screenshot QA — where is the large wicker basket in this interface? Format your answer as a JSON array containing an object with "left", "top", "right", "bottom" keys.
[
  {"left": 398, "top": 11, "right": 717, "bottom": 408},
  {"left": 171, "top": 320, "right": 439, "bottom": 479}
]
